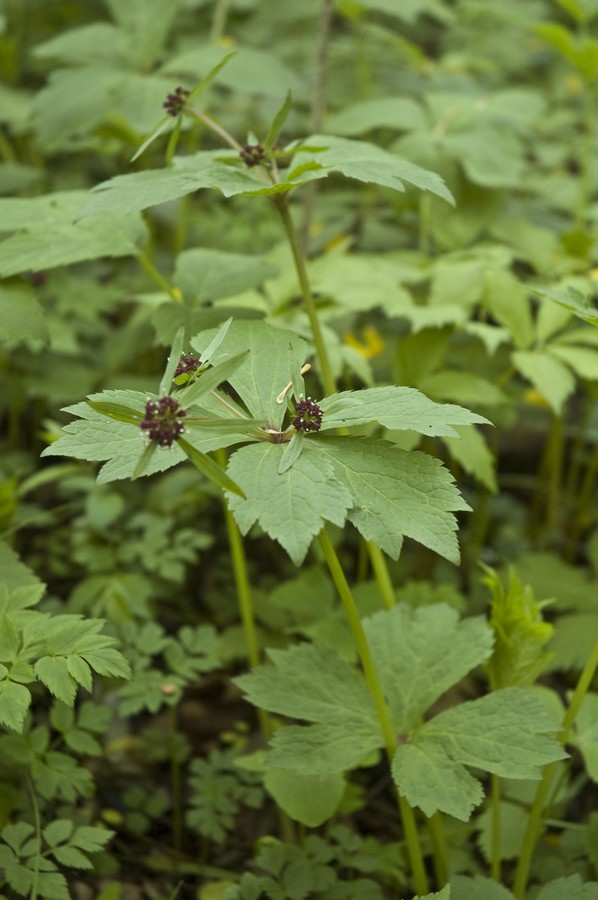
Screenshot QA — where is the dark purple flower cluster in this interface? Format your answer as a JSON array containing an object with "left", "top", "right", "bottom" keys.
[
  {"left": 240, "top": 144, "right": 266, "bottom": 167},
  {"left": 292, "top": 398, "right": 323, "bottom": 433},
  {"left": 174, "top": 353, "right": 202, "bottom": 378},
  {"left": 140, "top": 396, "right": 186, "bottom": 447},
  {"left": 163, "top": 86, "right": 190, "bottom": 117}
]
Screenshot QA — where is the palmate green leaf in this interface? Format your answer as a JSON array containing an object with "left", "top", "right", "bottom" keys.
[
  {"left": 392, "top": 741, "right": 483, "bottom": 821},
  {"left": 449, "top": 875, "right": 515, "bottom": 900},
  {"left": 362, "top": 605, "right": 494, "bottom": 732},
  {"left": 536, "top": 875, "right": 598, "bottom": 899},
  {"left": 42, "top": 392, "right": 251, "bottom": 484},
  {"left": 393, "top": 688, "right": 566, "bottom": 820},
  {"left": 290, "top": 134, "right": 454, "bottom": 203},
  {"left": 226, "top": 443, "right": 353, "bottom": 565},
  {"left": 76, "top": 153, "right": 265, "bottom": 218},
  {"left": 422, "top": 688, "right": 567, "bottom": 778},
  {"left": 0, "top": 285, "right": 48, "bottom": 348},
  {"left": 193, "top": 320, "right": 309, "bottom": 430},
  {"left": 442, "top": 425, "right": 497, "bottom": 493},
  {"left": 235, "top": 643, "right": 379, "bottom": 777},
  {"left": 319, "top": 386, "right": 490, "bottom": 436},
  {"left": 572, "top": 691, "right": 598, "bottom": 782},
  {"left": 0, "top": 210, "right": 148, "bottom": 277},
  {"left": 316, "top": 438, "right": 470, "bottom": 563},
  {"left": 173, "top": 248, "right": 277, "bottom": 304}
]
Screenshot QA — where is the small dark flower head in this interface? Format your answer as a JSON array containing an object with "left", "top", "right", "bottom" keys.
[
  {"left": 240, "top": 144, "right": 266, "bottom": 167},
  {"left": 163, "top": 86, "right": 190, "bottom": 117},
  {"left": 292, "top": 398, "right": 323, "bottom": 433},
  {"left": 140, "top": 396, "right": 186, "bottom": 447},
  {"left": 174, "top": 353, "right": 202, "bottom": 379}
]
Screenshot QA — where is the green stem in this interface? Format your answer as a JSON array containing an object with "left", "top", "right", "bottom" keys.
[
  {"left": 567, "top": 431, "right": 598, "bottom": 559},
  {"left": 300, "top": 0, "right": 333, "bottom": 252},
  {"left": 210, "top": 0, "right": 231, "bottom": 42},
  {"left": 576, "top": 76, "right": 596, "bottom": 231},
  {"left": 490, "top": 773, "right": 501, "bottom": 882},
  {"left": 317, "top": 528, "right": 429, "bottom": 896},
  {"left": 27, "top": 777, "right": 41, "bottom": 900},
  {"left": 170, "top": 706, "right": 183, "bottom": 855},
  {"left": 274, "top": 196, "right": 336, "bottom": 397},
  {"left": 512, "top": 633, "right": 598, "bottom": 898},
  {"left": 137, "top": 252, "right": 181, "bottom": 302},
  {"left": 216, "top": 450, "right": 271, "bottom": 739},
  {"left": 367, "top": 541, "right": 396, "bottom": 609},
  {"left": 427, "top": 813, "right": 449, "bottom": 886}
]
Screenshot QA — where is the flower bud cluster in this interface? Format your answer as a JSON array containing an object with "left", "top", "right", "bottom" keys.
[
  {"left": 140, "top": 396, "right": 186, "bottom": 447},
  {"left": 292, "top": 398, "right": 323, "bottom": 433},
  {"left": 175, "top": 353, "right": 202, "bottom": 378},
  {"left": 163, "top": 86, "right": 190, "bottom": 117},
  {"left": 240, "top": 144, "right": 266, "bottom": 167}
]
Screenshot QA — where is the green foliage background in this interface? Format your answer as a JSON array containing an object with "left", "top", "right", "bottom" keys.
[{"left": 1, "top": 1, "right": 598, "bottom": 899}]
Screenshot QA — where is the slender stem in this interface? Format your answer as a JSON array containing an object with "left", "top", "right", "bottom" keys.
[
  {"left": 137, "top": 252, "right": 181, "bottom": 301},
  {"left": 490, "top": 773, "right": 502, "bottom": 881},
  {"left": 512, "top": 634, "right": 598, "bottom": 898},
  {"left": 567, "top": 431, "right": 598, "bottom": 558},
  {"left": 216, "top": 450, "right": 271, "bottom": 740},
  {"left": 317, "top": 528, "right": 429, "bottom": 896},
  {"left": 274, "top": 196, "right": 336, "bottom": 396},
  {"left": 27, "top": 777, "right": 41, "bottom": 900},
  {"left": 210, "top": 0, "right": 231, "bottom": 42},
  {"left": 187, "top": 107, "right": 243, "bottom": 153},
  {"left": 367, "top": 541, "right": 396, "bottom": 610},
  {"left": 219, "top": 491, "right": 260, "bottom": 671},
  {"left": 170, "top": 706, "right": 183, "bottom": 854},
  {"left": 300, "top": 0, "right": 333, "bottom": 252}
]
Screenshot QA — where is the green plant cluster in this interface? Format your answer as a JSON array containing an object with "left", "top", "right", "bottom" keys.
[{"left": 2, "top": 1, "right": 598, "bottom": 899}]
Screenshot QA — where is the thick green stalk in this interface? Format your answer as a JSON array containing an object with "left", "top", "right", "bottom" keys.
[
  {"left": 427, "top": 813, "right": 448, "bottom": 886},
  {"left": 317, "top": 528, "right": 429, "bottom": 896},
  {"left": 512, "top": 634, "right": 598, "bottom": 898},
  {"left": 274, "top": 197, "right": 336, "bottom": 397}
]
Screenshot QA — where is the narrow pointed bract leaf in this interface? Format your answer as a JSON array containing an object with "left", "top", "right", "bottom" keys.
[
  {"left": 197, "top": 317, "right": 233, "bottom": 364},
  {"left": 177, "top": 352, "right": 250, "bottom": 407},
  {"left": 264, "top": 91, "right": 293, "bottom": 151},
  {"left": 131, "top": 115, "right": 174, "bottom": 163},
  {"left": 178, "top": 436, "right": 244, "bottom": 496},
  {"left": 86, "top": 400, "right": 143, "bottom": 425},
  {"left": 131, "top": 442, "right": 158, "bottom": 480},
  {"left": 192, "top": 321, "right": 308, "bottom": 429},
  {"left": 159, "top": 325, "right": 185, "bottom": 395},
  {"left": 186, "top": 50, "right": 237, "bottom": 105},
  {"left": 278, "top": 431, "right": 304, "bottom": 474}
]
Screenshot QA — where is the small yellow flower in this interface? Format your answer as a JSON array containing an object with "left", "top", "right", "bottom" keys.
[
  {"left": 344, "top": 326, "right": 385, "bottom": 360},
  {"left": 523, "top": 387, "right": 550, "bottom": 409}
]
